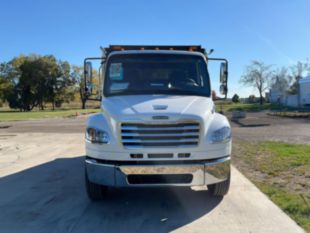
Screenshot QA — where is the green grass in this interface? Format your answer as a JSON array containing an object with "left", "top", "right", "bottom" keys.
[
  {"left": 0, "top": 109, "right": 100, "bottom": 121},
  {"left": 215, "top": 102, "right": 303, "bottom": 113},
  {"left": 256, "top": 183, "right": 310, "bottom": 232},
  {"left": 232, "top": 141, "right": 310, "bottom": 232},
  {"left": 256, "top": 142, "right": 310, "bottom": 175}
]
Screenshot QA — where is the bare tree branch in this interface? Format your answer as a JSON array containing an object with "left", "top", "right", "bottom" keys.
[{"left": 240, "top": 60, "right": 273, "bottom": 104}]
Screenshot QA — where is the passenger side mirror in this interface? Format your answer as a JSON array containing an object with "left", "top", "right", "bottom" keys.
[
  {"left": 219, "top": 62, "right": 228, "bottom": 97},
  {"left": 220, "top": 62, "right": 228, "bottom": 83},
  {"left": 84, "top": 61, "right": 93, "bottom": 97},
  {"left": 208, "top": 57, "right": 229, "bottom": 98}
]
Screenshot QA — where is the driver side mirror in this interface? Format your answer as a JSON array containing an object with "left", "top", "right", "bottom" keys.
[{"left": 84, "top": 61, "right": 93, "bottom": 97}]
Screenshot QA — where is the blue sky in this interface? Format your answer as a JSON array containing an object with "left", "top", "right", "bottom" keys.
[{"left": 1, "top": 0, "right": 309, "bottom": 97}]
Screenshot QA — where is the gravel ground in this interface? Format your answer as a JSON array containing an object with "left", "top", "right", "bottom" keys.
[
  {"left": 0, "top": 112, "right": 309, "bottom": 144},
  {"left": 230, "top": 112, "right": 310, "bottom": 145}
]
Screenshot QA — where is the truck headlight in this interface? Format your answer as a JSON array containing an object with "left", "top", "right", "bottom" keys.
[
  {"left": 85, "top": 127, "right": 110, "bottom": 144},
  {"left": 210, "top": 126, "right": 231, "bottom": 143}
]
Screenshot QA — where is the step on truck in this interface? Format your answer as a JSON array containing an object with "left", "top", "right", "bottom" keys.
[{"left": 83, "top": 45, "right": 231, "bottom": 200}]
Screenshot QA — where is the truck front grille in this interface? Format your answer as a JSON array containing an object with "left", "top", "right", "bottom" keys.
[{"left": 121, "top": 122, "right": 200, "bottom": 148}]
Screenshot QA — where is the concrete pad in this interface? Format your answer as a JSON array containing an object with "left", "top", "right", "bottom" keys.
[{"left": 0, "top": 133, "right": 305, "bottom": 233}]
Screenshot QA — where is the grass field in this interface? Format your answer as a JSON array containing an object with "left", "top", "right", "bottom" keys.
[
  {"left": 215, "top": 102, "right": 295, "bottom": 113},
  {"left": 0, "top": 109, "right": 100, "bottom": 121},
  {"left": 233, "top": 141, "right": 310, "bottom": 232},
  {"left": 1, "top": 101, "right": 308, "bottom": 121}
]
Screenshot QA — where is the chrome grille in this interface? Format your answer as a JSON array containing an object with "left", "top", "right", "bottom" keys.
[{"left": 121, "top": 122, "right": 200, "bottom": 148}]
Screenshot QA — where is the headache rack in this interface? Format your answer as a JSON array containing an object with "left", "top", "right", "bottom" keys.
[{"left": 103, "top": 45, "right": 206, "bottom": 56}]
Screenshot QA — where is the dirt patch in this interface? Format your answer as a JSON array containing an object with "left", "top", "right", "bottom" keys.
[
  {"left": 0, "top": 125, "right": 11, "bottom": 129},
  {"left": 230, "top": 112, "right": 310, "bottom": 145},
  {"left": 268, "top": 112, "right": 310, "bottom": 118}
]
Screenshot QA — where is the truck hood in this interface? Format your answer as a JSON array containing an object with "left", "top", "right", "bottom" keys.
[{"left": 102, "top": 95, "right": 214, "bottom": 122}]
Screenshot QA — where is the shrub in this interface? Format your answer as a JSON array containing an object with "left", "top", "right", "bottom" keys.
[
  {"left": 232, "top": 94, "right": 240, "bottom": 103},
  {"left": 248, "top": 95, "right": 256, "bottom": 103}
]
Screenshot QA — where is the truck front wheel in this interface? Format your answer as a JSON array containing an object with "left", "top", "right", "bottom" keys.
[
  {"left": 207, "top": 174, "right": 230, "bottom": 197},
  {"left": 85, "top": 170, "right": 108, "bottom": 201}
]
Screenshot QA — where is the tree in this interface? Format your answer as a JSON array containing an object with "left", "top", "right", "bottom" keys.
[
  {"left": 287, "top": 61, "right": 310, "bottom": 94},
  {"left": 0, "top": 63, "right": 14, "bottom": 103},
  {"left": 9, "top": 56, "right": 53, "bottom": 110},
  {"left": 232, "top": 94, "right": 240, "bottom": 103},
  {"left": 271, "top": 67, "right": 290, "bottom": 93},
  {"left": 248, "top": 95, "right": 256, "bottom": 103},
  {"left": 240, "top": 61, "right": 273, "bottom": 105},
  {"left": 71, "top": 65, "right": 87, "bottom": 109},
  {"left": 1, "top": 55, "right": 76, "bottom": 111},
  {"left": 1, "top": 56, "right": 40, "bottom": 110},
  {"left": 49, "top": 60, "right": 75, "bottom": 109}
]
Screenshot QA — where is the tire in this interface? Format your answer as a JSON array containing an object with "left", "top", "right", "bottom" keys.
[
  {"left": 207, "top": 173, "right": 231, "bottom": 197},
  {"left": 85, "top": 169, "right": 107, "bottom": 201}
]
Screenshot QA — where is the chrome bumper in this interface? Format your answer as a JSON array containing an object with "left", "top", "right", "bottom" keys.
[{"left": 85, "top": 157, "right": 230, "bottom": 187}]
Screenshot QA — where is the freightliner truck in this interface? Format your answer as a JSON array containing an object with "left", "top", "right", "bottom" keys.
[{"left": 83, "top": 45, "right": 231, "bottom": 200}]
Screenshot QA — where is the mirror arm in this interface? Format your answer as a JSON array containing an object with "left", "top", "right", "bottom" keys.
[{"left": 207, "top": 57, "right": 228, "bottom": 63}]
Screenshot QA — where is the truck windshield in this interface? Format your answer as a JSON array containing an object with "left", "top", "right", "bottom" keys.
[{"left": 104, "top": 53, "right": 210, "bottom": 97}]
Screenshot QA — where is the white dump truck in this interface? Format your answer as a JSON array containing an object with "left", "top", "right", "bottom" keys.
[{"left": 83, "top": 45, "right": 231, "bottom": 200}]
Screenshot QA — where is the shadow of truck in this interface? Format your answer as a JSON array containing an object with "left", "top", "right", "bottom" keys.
[{"left": 0, "top": 156, "right": 222, "bottom": 233}]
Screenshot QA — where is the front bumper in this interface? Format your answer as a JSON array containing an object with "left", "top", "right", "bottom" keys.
[{"left": 85, "top": 156, "right": 230, "bottom": 187}]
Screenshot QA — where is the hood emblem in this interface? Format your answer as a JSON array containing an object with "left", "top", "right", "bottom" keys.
[{"left": 153, "top": 105, "right": 168, "bottom": 110}]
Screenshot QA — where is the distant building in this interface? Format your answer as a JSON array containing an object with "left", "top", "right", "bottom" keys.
[
  {"left": 268, "top": 77, "right": 287, "bottom": 105},
  {"left": 268, "top": 89, "right": 286, "bottom": 104},
  {"left": 299, "top": 76, "right": 310, "bottom": 107},
  {"left": 269, "top": 76, "right": 310, "bottom": 108}
]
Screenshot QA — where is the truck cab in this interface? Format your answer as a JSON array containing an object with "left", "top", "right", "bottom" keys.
[{"left": 84, "top": 45, "right": 231, "bottom": 200}]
